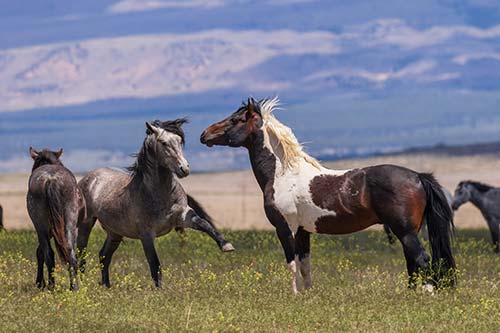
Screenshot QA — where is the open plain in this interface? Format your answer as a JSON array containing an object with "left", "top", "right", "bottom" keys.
[{"left": 1, "top": 153, "right": 500, "bottom": 332}]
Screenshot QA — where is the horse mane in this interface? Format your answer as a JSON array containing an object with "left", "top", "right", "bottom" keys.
[
  {"left": 258, "top": 97, "right": 322, "bottom": 171},
  {"left": 127, "top": 135, "right": 156, "bottom": 175},
  {"left": 460, "top": 180, "right": 494, "bottom": 193}
]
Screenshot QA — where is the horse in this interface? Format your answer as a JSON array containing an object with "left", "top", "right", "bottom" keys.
[
  {"left": 200, "top": 97, "right": 455, "bottom": 293},
  {"left": 27, "top": 147, "right": 85, "bottom": 290},
  {"left": 77, "top": 119, "right": 234, "bottom": 288},
  {"left": 0, "top": 203, "right": 3, "bottom": 231},
  {"left": 452, "top": 181, "right": 500, "bottom": 253},
  {"left": 383, "top": 187, "right": 454, "bottom": 244}
]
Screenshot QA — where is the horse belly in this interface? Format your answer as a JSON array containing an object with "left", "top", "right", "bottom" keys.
[{"left": 314, "top": 212, "right": 379, "bottom": 234}]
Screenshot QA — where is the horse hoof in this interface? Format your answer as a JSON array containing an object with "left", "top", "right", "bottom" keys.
[
  {"left": 222, "top": 242, "right": 235, "bottom": 252},
  {"left": 422, "top": 283, "right": 435, "bottom": 296}
]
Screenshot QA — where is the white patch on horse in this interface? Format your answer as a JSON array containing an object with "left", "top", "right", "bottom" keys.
[
  {"left": 264, "top": 128, "right": 349, "bottom": 233},
  {"left": 258, "top": 99, "right": 352, "bottom": 234},
  {"left": 287, "top": 260, "right": 299, "bottom": 294}
]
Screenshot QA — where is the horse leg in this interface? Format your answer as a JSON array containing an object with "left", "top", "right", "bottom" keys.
[
  {"left": 383, "top": 224, "right": 396, "bottom": 245},
  {"left": 77, "top": 216, "right": 97, "bottom": 273},
  {"left": 66, "top": 217, "right": 79, "bottom": 291},
  {"left": 486, "top": 218, "right": 500, "bottom": 253},
  {"left": 182, "top": 209, "right": 234, "bottom": 252},
  {"left": 36, "top": 244, "right": 45, "bottom": 289},
  {"left": 43, "top": 237, "right": 56, "bottom": 291},
  {"left": 392, "top": 228, "right": 431, "bottom": 288},
  {"left": 140, "top": 234, "right": 162, "bottom": 288},
  {"left": 295, "top": 227, "right": 312, "bottom": 290},
  {"left": 99, "top": 232, "right": 122, "bottom": 288}
]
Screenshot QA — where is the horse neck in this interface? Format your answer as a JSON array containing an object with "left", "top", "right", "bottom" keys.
[
  {"left": 468, "top": 187, "right": 488, "bottom": 210},
  {"left": 130, "top": 146, "right": 174, "bottom": 195},
  {"left": 247, "top": 131, "right": 280, "bottom": 194}
]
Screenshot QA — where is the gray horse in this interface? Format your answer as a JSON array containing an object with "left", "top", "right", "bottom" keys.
[
  {"left": 452, "top": 181, "right": 500, "bottom": 253},
  {"left": 27, "top": 148, "right": 85, "bottom": 290},
  {"left": 77, "top": 119, "right": 234, "bottom": 288}
]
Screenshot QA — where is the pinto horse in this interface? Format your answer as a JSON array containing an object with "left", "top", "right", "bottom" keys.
[
  {"left": 77, "top": 119, "right": 234, "bottom": 288},
  {"left": 27, "top": 148, "right": 85, "bottom": 290},
  {"left": 201, "top": 97, "right": 455, "bottom": 293}
]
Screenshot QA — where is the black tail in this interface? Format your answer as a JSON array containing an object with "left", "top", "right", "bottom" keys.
[
  {"left": 418, "top": 173, "right": 456, "bottom": 287},
  {"left": 46, "top": 182, "right": 70, "bottom": 262}
]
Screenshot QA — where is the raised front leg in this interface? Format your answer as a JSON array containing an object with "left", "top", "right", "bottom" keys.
[
  {"left": 295, "top": 227, "right": 312, "bottom": 290},
  {"left": 183, "top": 208, "right": 234, "bottom": 252},
  {"left": 140, "top": 234, "right": 162, "bottom": 288},
  {"left": 99, "top": 232, "right": 122, "bottom": 288}
]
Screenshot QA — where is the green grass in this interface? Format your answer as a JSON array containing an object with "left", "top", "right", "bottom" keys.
[{"left": 0, "top": 229, "right": 499, "bottom": 332}]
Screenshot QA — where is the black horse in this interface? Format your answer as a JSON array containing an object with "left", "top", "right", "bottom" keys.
[
  {"left": 452, "top": 181, "right": 500, "bottom": 253},
  {"left": 27, "top": 148, "right": 86, "bottom": 290}
]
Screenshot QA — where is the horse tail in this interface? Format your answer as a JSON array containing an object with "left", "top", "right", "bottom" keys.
[
  {"left": 46, "top": 181, "right": 70, "bottom": 263},
  {"left": 418, "top": 173, "right": 456, "bottom": 287}
]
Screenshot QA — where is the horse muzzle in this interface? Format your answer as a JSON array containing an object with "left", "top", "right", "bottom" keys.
[{"left": 176, "top": 164, "right": 190, "bottom": 178}]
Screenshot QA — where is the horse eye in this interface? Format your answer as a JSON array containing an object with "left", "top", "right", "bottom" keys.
[{"left": 230, "top": 118, "right": 238, "bottom": 125}]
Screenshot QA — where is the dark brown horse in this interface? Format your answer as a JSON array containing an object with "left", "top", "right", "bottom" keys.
[
  {"left": 27, "top": 148, "right": 86, "bottom": 290},
  {"left": 201, "top": 97, "right": 455, "bottom": 293}
]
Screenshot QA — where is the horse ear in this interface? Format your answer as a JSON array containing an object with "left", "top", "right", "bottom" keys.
[
  {"left": 145, "top": 122, "right": 159, "bottom": 136},
  {"left": 55, "top": 148, "right": 63, "bottom": 158},
  {"left": 29, "top": 147, "right": 39, "bottom": 160}
]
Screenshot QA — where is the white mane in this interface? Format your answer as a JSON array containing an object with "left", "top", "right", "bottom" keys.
[{"left": 259, "top": 97, "right": 322, "bottom": 171}]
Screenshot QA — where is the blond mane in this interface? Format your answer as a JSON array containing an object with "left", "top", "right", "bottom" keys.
[{"left": 259, "top": 97, "right": 322, "bottom": 171}]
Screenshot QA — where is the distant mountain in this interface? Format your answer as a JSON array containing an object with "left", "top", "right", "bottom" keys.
[{"left": 1, "top": 0, "right": 500, "bottom": 173}]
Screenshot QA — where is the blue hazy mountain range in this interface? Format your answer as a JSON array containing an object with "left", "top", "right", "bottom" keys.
[{"left": 1, "top": 0, "right": 500, "bottom": 172}]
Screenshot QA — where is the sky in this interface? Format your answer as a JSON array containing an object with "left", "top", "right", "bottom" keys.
[{"left": 1, "top": 0, "right": 500, "bottom": 172}]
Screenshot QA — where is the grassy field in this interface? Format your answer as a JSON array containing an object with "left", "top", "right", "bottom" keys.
[{"left": 0, "top": 229, "right": 499, "bottom": 332}]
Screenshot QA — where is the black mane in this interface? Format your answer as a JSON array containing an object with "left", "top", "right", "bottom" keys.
[
  {"left": 460, "top": 180, "right": 494, "bottom": 193},
  {"left": 147, "top": 118, "right": 188, "bottom": 144}
]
